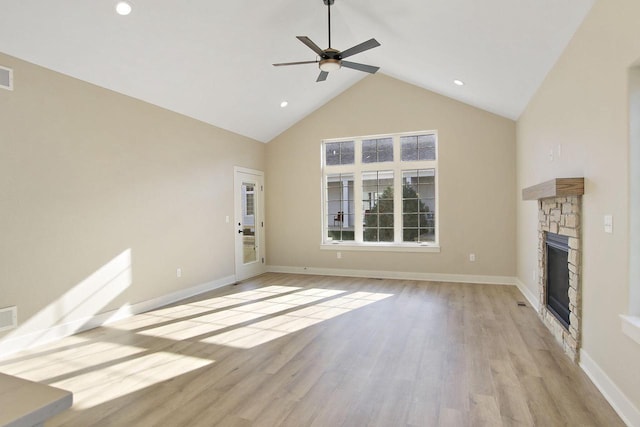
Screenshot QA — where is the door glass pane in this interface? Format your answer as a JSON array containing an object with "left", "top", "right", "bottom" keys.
[{"left": 242, "top": 181, "right": 257, "bottom": 263}]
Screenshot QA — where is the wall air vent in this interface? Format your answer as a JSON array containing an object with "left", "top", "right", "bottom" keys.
[
  {"left": 0, "top": 65, "right": 14, "bottom": 91},
  {"left": 0, "top": 306, "right": 17, "bottom": 332}
]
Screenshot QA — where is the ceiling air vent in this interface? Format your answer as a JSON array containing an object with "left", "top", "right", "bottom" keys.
[{"left": 0, "top": 66, "right": 14, "bottom": 90}]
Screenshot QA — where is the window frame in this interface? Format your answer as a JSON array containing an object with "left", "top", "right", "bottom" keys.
[
  {"left": 321, "top": 131, "right": 440, "bottom": 253},
  {"left": 623, "top": 63, "right": 640, "bottom": 344}
]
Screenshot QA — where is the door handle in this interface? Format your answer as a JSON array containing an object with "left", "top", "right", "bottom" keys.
[{"left": 238, "top": 229, "right": 243, "bottom": 234}]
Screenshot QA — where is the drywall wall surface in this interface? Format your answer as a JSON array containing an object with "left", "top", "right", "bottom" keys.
[
  {"left": 266, "top": 73, "right": 516, "bottom": 277},
  {"left": 516, "top": 0, "right": 640, "bottom": 411},
  {"left": 0, "top": 52, "right": 264, "bottom": 351}
]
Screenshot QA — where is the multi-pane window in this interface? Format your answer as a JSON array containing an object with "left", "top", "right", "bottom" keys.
[
  {"left": 326, "top": 174, "right": 355, "bottom": 242},
  {"left": 363, "top": 171, "right": 394, "bottom": 242},
  {"left": 402, "top": 169, "right": 435, "bottom": 243},
  {"left": 325, "top": 141, "right": 355, "bottom": 165},
  {"left": 362, "top": 137, "right": 393, "bottom": 163},
  {"left": 400, "top": 134, "right": 436, "bottom": 161},
  {"left": 322, "top": 131, "right": 438, "bottom": 247}
]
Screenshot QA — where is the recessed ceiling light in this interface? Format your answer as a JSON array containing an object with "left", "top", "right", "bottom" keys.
[
  {"left": 280, "top": 101, "right": 288, "bottom": 108},
  {"left": 116, "top": 1, "right": 132, "bottom": 15},
  {"left": 454, "top": 79, "right": 465, "bottom": 86}
]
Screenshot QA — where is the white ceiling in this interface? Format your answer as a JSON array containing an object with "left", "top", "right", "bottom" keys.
[{"left": 0, "top": 0, "right": 595, "bottom": 143}]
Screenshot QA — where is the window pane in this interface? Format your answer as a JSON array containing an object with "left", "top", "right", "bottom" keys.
[
  {"left": 418, "top": 134, "right": 436, "bottom": 160},
  {"left": 362, "top": 140, "right": 377, "bottom": 164},
  {"left": 378, "top": 139, "right": 393, "bottom": 162},
  {"left": 362, "top": 137, "right": 393, "bottom": 163},
  {"left": 402, "top": 169, "right": 435, "bottom": 242},
  {"left": 325, "top": 141, "right": 355, "bottom": 166},
  {"left": 341, "top": 141, "right": 355, "bottom": 164},
  {"left": 362, "top": 170, "right": 394, "bottom": 242},
  {"left": 326, "top": 173, "right": 355, "bottom": 241},
  {"left": 401, "top": 136, "right": 418, "bottom": 161},
  {"left": 401, "top": 134, "right": 436, "bottom": 161},
  {"left": 326, "top": 142, "right": 340, "bottom": 165},
  {"left": 379, "top": 228, "right": 394, "bottom": 242}
]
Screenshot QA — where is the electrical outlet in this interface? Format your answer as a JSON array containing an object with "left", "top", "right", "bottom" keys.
[
  {"left": 337, "top": 252, "right": 342, "bottom": 259},
  {"left": 469, "top": 253, "right": 476, "bottom": 262},
  {"left": 176, "top": 268, "right": 182, "bottom": 278}
]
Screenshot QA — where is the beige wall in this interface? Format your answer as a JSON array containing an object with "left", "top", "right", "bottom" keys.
[
  {"left": 516, "top": 0, "right": 640, "bottom": 410},
  {"left": 0, "top": 53, "right": 264, "bottom": 350},
  {"left": 266, "top": 74, "right": 516, "bottom": 278}
]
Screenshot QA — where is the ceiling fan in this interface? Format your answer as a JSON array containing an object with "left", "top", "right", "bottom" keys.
[{"left": 273, "top": 0, "right": 381, "bottom": 82}]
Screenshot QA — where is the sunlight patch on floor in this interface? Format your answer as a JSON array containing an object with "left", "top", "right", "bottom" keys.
[
  {"left": 201, "top": 290, "right": 393, "bottom": 348},
  {"left": 136, "top": 288, "right": 348, "bottom": 341},
  {"left": 111, "top": 285, "right": 303, "bottom": 332},
  {"left": 0, "top": 341, "right": 146, "bottom": 382},
  {"left": 55, "top": 351, "right": 213, "bottom": 410}
]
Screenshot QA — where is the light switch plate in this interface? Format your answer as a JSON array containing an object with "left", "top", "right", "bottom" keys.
[{"left": 604, "top": 214, "right": 613, "bottom": 233}]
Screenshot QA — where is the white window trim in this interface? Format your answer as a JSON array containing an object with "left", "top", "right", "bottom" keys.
[
  {"left": 624, "top": 64, "right": 640, "bottom": 344},
  {"left": 320, "top": 243, "right": 440, "bottom": 253},
  {"left": 321, "top": 131, "right": 439, "bottom": 251}
]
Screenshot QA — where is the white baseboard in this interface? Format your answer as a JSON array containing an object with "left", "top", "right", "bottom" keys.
[
  {"left": 267, "top": 265, "right": 516, "bottom": 286},
  {"left": 580, "top": 349, "right": 640, "bottom": 427},
  {"left": 514, "top": 278, "right": 540, "bottom": 311},
  {"left": 0, "top": 275, "right": 236, "bottom": 359}
]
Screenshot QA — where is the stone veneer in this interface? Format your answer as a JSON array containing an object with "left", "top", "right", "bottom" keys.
[{"left": 538, "top": 195, "right": 581, "bottom": 362}]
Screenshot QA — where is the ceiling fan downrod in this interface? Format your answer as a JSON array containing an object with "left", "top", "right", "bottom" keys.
[{"left": 324, "top": 0, "right": 334, "bottom": 49}]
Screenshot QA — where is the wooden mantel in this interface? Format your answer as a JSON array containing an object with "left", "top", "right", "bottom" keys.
[{"left": 522, "top": 177, "right": 584, "bottom": 200}]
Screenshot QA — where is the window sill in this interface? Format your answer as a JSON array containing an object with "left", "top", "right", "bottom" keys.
[
  {"left": 620, "top": 315, "right": 640, "bottom": 345},
  {"left": 320, "top": 243, "right": 441, "bottom": 253}
]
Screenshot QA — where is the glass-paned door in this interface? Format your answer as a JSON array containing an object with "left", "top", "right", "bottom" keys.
[{"left": 234, "top": 168, "right": 265, "bottom": 280}]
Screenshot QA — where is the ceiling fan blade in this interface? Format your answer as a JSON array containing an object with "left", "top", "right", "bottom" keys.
[
  {"left": 339, "top": 38, "right": 380, "bottom": 59},
  {"left": 316, "top": 71, "right": 329, "bottom": 82},
  {"left": 273, "top": 60, "right": 319, "bottom": 67},
  {"left": 341, "top": 61, "right": 380, "bottom": 74},
  {"left": 297, "top": 36, "right": 325, "bottom": 56}
]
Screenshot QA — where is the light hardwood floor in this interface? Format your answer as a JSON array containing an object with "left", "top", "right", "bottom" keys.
[{"left": 0, "top": 273, "right": 624, "bottom": 426}]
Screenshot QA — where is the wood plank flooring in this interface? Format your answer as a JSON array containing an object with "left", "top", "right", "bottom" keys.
[{"left": 0, "top": 273, "right": 625, "bottom": 426}]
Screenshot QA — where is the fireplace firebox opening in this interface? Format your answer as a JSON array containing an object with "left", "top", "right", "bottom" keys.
[{"left": 546, "top": 232, "right": 570, "bottom": 329}]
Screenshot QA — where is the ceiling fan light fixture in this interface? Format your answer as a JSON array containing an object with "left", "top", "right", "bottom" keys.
[
  {"left": 115, "top": 1, "right": 132, "bottom": 16},
  {"left": 319, "top": 59, "right": 341, "bottom": 72}
]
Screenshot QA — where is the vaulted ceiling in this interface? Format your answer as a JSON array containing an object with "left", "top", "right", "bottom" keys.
[{"left": 0, "top": 0, "right": 595, "bottom": 142}]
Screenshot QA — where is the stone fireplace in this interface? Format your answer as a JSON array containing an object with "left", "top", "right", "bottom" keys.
[{"left": 523, "top": 178, "right": 584, "bottom": 362}]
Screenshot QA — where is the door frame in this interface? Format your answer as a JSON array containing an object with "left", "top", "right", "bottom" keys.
[{"left": 234, "top": 166, "right": 266, "bottom": 281}]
